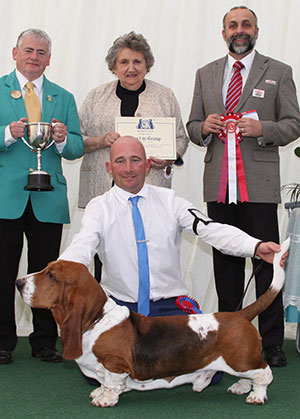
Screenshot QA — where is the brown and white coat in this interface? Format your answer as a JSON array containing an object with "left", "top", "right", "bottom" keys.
[{"left": 16, "top": 238, "right": 289, "bottom": 408}]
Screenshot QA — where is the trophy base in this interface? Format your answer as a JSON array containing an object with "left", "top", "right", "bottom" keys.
[{"left": 24, "top": 171, "right": 54, "bottom": 191}]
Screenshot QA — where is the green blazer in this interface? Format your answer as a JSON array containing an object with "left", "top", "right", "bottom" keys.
[{"left": 0, "top": 70, "right": 83, "bottom": 223}]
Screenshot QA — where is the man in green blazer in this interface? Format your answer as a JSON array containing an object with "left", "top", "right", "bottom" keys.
[
  {"left": 187, "top": 7, "right": 300, "bottom": 367},
  {"left": 0, "top": 29, "right": 83, "bottom": 364}
]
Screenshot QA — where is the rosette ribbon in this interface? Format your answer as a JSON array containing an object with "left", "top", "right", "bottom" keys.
[
  {"left": 217, "top": 112, "right": 249, "bottom": 204},
  {"left": 176, "top": 296, "right": 202, "bottom": 314}
]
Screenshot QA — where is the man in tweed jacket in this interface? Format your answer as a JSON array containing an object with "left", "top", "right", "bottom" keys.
[{"left": 187, "top": 6, "right": 300, "bottom": 367}]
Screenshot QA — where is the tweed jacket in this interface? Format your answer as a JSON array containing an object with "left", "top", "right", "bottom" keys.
[
  {"left": 78, "top": 79, "right": 189, "bottom": 208},
  {"left": 187, "top": 51, "right": 300, "bottom": 203},
  {"left": 0, "top": 70, "right": 83, "bottom": 223}
]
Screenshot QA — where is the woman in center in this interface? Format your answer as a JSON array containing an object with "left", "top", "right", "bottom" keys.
[
  {"left": 79, "top": 31, "right": 189, "bottom": 209},
  {"left": 79, "top": 31, "right": 189, "bottom": 282}
]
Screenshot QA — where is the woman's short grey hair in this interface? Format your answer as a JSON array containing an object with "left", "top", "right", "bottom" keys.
[
  {"left": 16, "top": 29, "right": 52, "bottom": 53},
  {"left": 106, "top": 31, "right": 155, "bottom": 73}
]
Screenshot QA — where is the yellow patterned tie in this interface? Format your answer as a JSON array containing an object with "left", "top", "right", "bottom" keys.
[{"left": 24, "top": 82, "right": 42, "bottom": 122}]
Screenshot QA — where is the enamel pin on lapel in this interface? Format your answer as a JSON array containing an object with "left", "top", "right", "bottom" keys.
[
  {"left": 265, "top": 79, "right": 277, "bottom": 85},
  {"left": 11, "top": 90, "right": 22, "bottom": 99}
]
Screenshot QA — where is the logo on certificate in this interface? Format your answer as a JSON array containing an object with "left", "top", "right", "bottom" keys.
[{"left": 137, "top": 119, "right": 154, "bottom": 130}]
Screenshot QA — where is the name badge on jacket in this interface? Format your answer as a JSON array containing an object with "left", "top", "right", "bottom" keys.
[{"left": 252, "top": 89, "right": 265, "bottom": 98}]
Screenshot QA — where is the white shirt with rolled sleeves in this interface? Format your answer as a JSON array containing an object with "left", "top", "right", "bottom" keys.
[{"left": 59, "top": 184, "right": 259, "bottom": 303}]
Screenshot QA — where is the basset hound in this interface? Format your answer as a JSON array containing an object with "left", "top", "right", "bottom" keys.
[{"left": 16, "top": 238, "right": 289, "bottom": 408}]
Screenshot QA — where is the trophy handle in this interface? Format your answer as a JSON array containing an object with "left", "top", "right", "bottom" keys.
[
  {"left": 44, "top": 119, "right": 60, "bottom": 149},
  {"left": 45, "top": 139, "right": 55, "bottom": 149},
  {"left": 21, "top": 136, "right": 33, "bottom": 149}
]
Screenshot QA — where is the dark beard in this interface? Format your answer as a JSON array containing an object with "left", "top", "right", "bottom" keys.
[{"left": 227, "top": 34, "right": 256, "bottom": 55}]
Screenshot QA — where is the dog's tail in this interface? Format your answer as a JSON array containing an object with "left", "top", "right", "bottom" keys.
[{"left": 239, "top": 238, "right": 290, "bottom": 322}]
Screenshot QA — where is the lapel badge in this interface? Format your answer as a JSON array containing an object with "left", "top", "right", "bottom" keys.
[
  {"left": 47, "top": 95, "right": 53, "bottom": 102},
  {"left": 252, "top": 88, "right": 265, "bottom": 98},
  {"left": 11, "top": 90, "right": 22, "bottom": 99},
  {"left": 265, "top": 79, "right": 276, "bottom": 85}
]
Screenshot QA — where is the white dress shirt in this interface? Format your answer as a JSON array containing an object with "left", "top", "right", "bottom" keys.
[{"left": 60, "top": 184, "right": 259, "bottom": 303}]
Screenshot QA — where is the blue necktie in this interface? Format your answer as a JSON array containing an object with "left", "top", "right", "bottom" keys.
[{"left": 129, "top": 196, "right": 150, "bottom": 316}]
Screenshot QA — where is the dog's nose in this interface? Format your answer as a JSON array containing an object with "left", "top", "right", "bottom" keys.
[{"left": 16, "top": 278, "right": 25, "bottom": 292}]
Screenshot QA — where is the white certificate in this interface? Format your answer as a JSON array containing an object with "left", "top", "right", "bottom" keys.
[{"left": 115, "top": 117, "right": 176, "bottom": 160}]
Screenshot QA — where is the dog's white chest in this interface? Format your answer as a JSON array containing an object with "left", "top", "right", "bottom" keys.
[{"left": 75, "top": 300, "right": 129, "bottom": 381}]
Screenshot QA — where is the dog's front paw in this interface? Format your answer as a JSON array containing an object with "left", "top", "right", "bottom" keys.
[
  {"left": 246, "top": 389, "right": 267, "bottom": 405},
  {"left": 90, "top": 387, "right": 119, "bottom": 407},
  {"left": 90, "top": 386, "right": 104, "bottom": 399},
  {"left": 227, "top": 379, "right": 252, "bottom": 395}
]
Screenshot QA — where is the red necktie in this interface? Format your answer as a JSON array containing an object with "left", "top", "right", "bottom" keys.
[{"left": 225, "top": 61, "right": 243, "bottom": 112}]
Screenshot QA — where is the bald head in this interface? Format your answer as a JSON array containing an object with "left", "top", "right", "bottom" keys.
[
  {"left": 110, "top": 136, "right": 146, "bottom": 161},
  {"left": 106, "top": 136, "right": 151, "bottom": 194}
]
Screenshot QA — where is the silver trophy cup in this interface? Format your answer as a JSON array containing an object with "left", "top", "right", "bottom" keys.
[{"left": 22, "top": 122, "right": 54, "bottom": 191}]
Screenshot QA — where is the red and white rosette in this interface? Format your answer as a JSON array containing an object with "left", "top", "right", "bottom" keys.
[{"left": 217, "top": 112, "right": 249, "bottom": 204}]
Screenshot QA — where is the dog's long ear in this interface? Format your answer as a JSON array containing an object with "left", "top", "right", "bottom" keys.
[{"left": 60, "top": 288, "right": 85, "bottom": 360}]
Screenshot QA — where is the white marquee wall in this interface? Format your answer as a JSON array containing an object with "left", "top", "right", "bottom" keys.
[{"left": 1, "top": 0, "right": 299, "bottom": 335}]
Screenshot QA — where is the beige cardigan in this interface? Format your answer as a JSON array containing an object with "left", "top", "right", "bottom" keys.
[{"left": 78, "top": 79, "right": 189, "bottom": 208}]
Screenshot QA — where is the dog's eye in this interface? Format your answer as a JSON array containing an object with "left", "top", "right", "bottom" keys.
[{"left": 47, "top": 271, "right": 57, "bottom": 282}]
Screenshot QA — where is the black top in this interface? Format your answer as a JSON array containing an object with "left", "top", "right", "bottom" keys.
[{"left": 116, "top": 80, "right": 146, "bottom": 116}]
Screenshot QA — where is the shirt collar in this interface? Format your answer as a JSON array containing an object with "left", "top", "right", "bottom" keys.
[
  {"left": 227, "top": 49, "right": 256, "bottom": 71},
  {"left": 112, "top": 183, "right": 148, "bottom": 206},
  {"left": 15, "top": 69, "right": 44, "bottom": 94}
]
